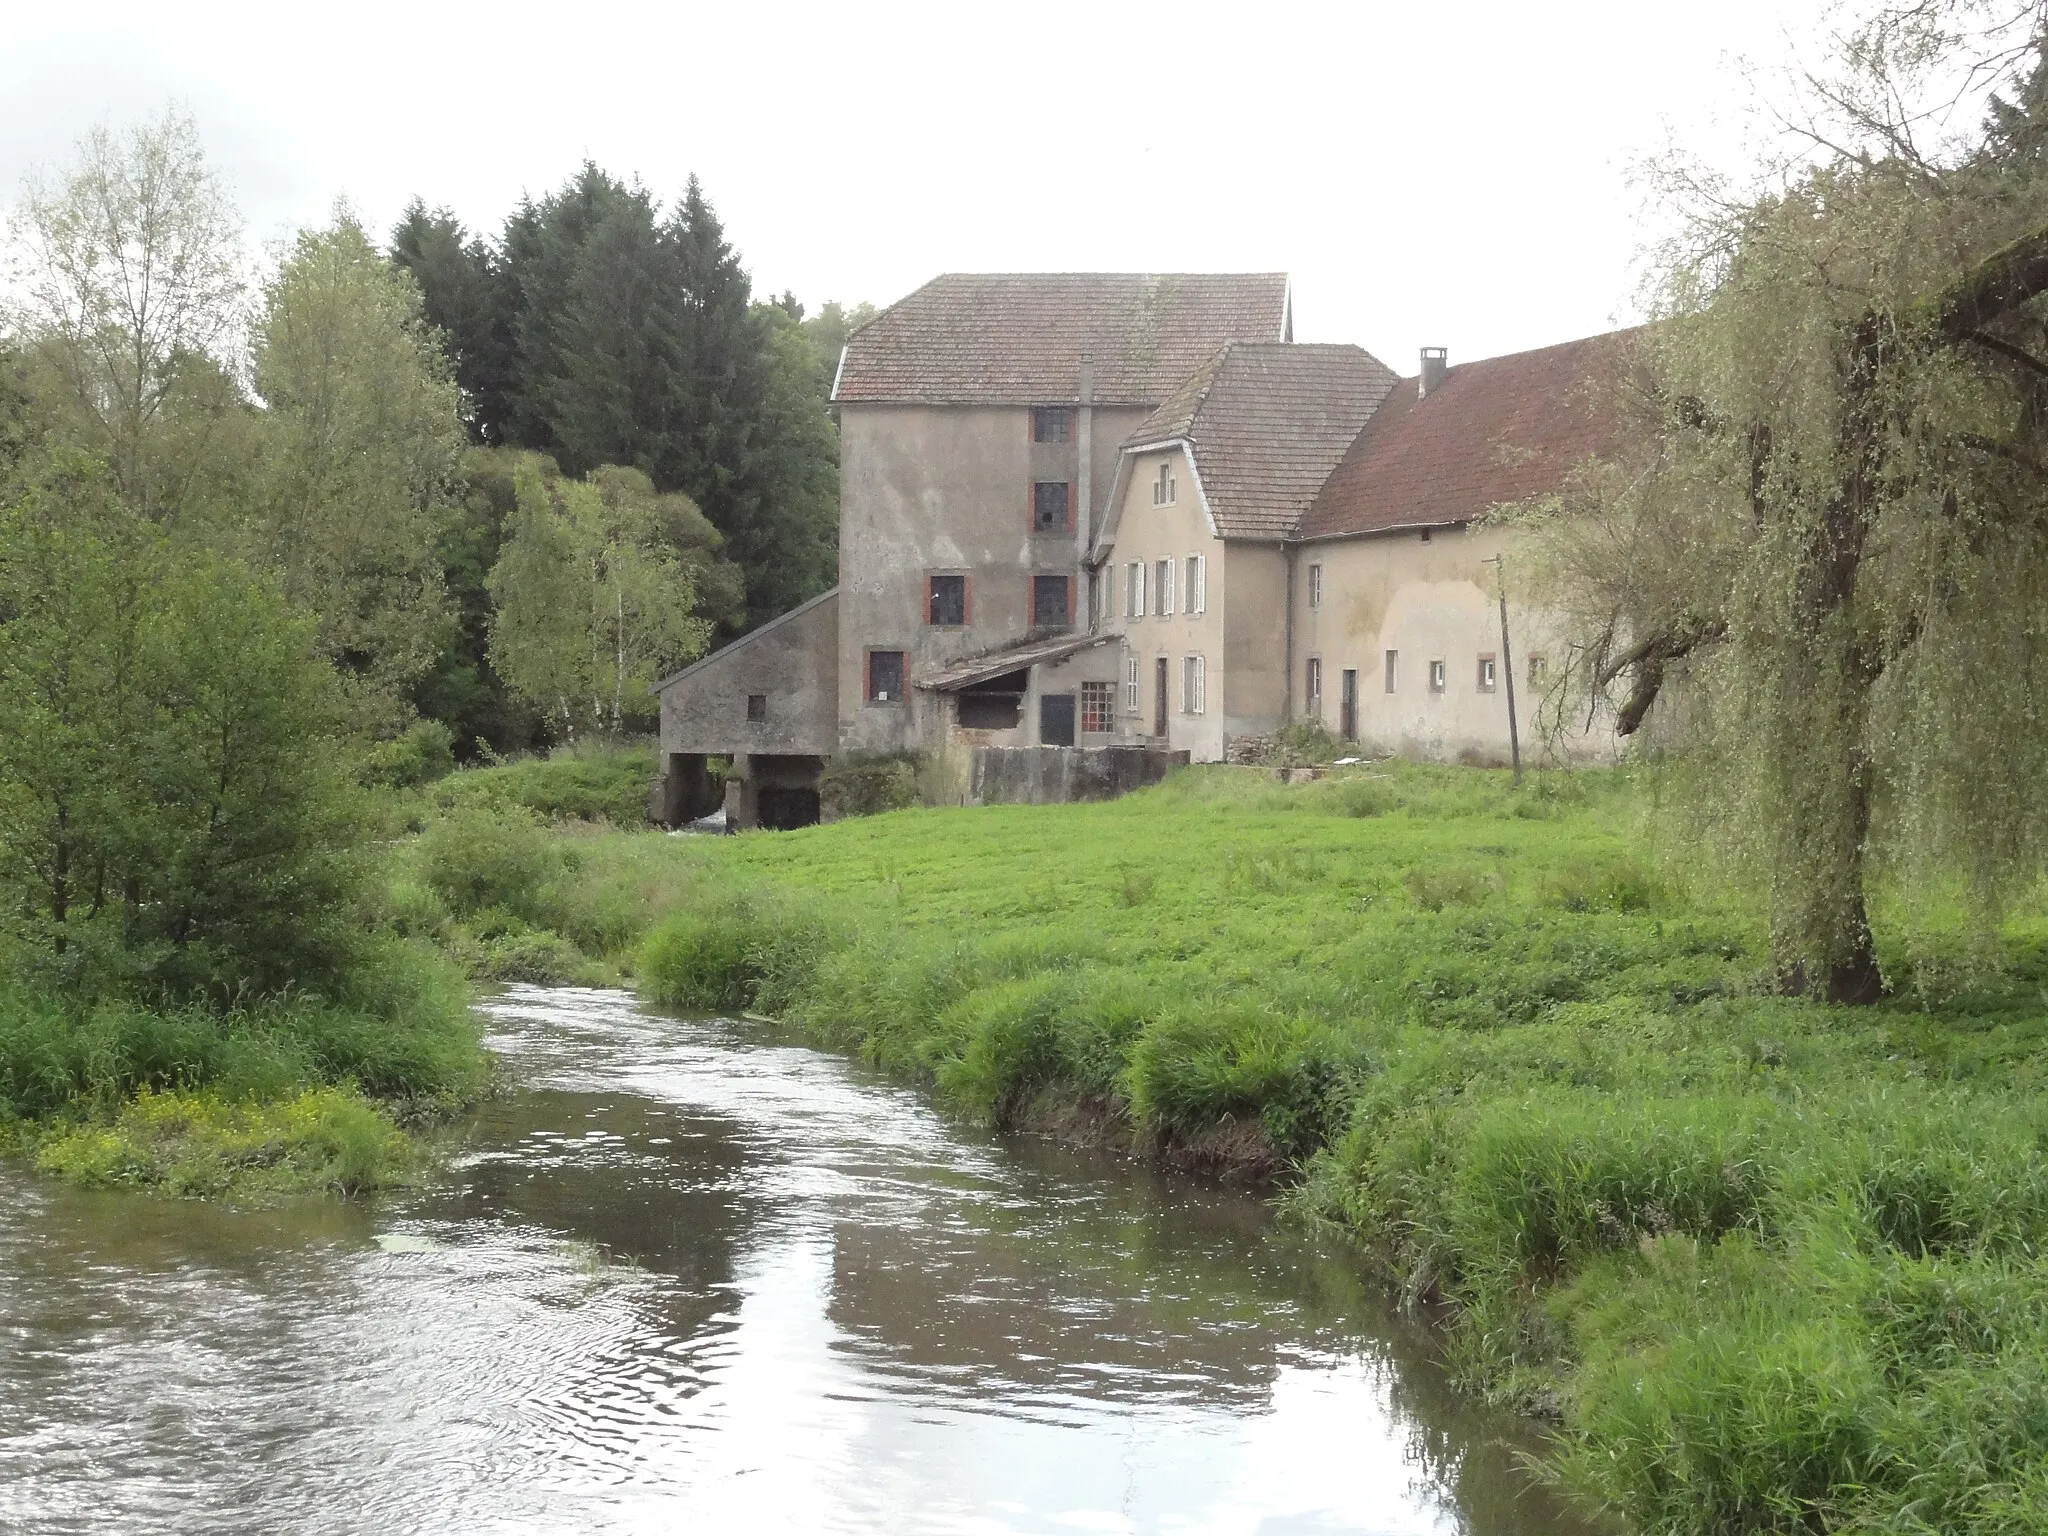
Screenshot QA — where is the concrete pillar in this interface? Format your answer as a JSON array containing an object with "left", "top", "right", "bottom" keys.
[{"left": 724, "top": 753, "right": 760, "bottom": 830}]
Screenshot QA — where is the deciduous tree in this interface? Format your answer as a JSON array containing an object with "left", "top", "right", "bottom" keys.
[
  {"left": 248, "top": 211, "right": 465, "bottom": 730},
  {"left": 1533, "top": 1, "right": 2048, "bottom": 1001},
  {"left": 486, "top": 456, "right": 710, "bottom": 740},
  {"left": 1, "top": 108, "right": 246, "bottom": 521}
]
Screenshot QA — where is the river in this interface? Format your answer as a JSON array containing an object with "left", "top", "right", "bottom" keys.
[{"left": 0, "top": 986, "right": 1594, "bottom": 1535}]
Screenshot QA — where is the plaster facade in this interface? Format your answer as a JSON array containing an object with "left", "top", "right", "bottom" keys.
[
  {"left": 1288, "top": 525, "right": 1605, "bottom": 764},
  {"left": 836, "top": 400, "right": 1145, "bottom": 755},
  {"left": 1100, "top": 444, "right": 1237, "bottom": 760},
  {"left": 657, "top": 588, "right": 840, "bottom": 758}
]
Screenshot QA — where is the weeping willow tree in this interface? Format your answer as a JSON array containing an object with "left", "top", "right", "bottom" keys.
[{"left": 1534, "top": 1, "right": 2048, "bottom": 1001}]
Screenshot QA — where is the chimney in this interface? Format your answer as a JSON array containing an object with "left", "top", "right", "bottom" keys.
[{"left": 1418, "top": 346, "right": 1448, "bottom": 399}]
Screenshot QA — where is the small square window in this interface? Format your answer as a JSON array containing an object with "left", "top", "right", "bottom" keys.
[
  {"left": 1528, "top": 654, "right": 1548, "bottom": 683},
  {"left": 1420, "top": 528, "right": 1433, "bottom": 544},
  {"left": 1080, "top": 681, "right": 1115, "bottom": 733},
  {"left": 867, "top": 649, "right": 906, "bottom": 703},
  {"left": 1032, "top": 406, "right": 1071, "bottom": 443},
  {"left": 928, "top": 573, "right": 966, "bottom": 626},
  {"left": 746, "top": 693, "right": 767, "bottom": 722},
  {"left": 1308, "top": 563, "right": 1324, "bottom": 609},
  {"left": 1429, "top": 659, "right": 1446, "bottom": 693},
  {"left": 1477, "top": 654, "right": 1497, "bottom": 693},
  {"left": 1032, "top": 481, "right": 1071, "bottom": 533},
  {"left": 1031, "top": 574, "right": 1071, "bottom": 628}
]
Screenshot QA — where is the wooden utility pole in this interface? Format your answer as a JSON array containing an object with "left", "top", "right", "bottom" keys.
[{"left": 1484, "top": 555, "right": 1521, "bottom": 785}]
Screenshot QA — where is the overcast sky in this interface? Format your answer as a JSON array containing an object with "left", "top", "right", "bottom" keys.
[{"left": 5, "top": 0, "right": 1841, "bottom": 373}]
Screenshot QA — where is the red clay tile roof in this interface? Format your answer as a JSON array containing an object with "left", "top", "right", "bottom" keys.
[
  {"left": 832, "top": 273, "right": 1291, "bottom": 406},
  {"left": 1128, "top": 342, "right": 1397, "bottom": 539},
  {"left": 1299, "top": 330, "right": 1636, "bottom": 540}
]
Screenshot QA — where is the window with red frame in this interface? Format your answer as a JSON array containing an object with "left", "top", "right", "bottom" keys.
[
  {"left": 1032, "top": 482, "right": 1071, "bottom": 533},
  {"left": 1030, "top": 574, "right": 1072, "bottom": 628}
]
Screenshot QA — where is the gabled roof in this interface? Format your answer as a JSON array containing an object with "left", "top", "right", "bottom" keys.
[
  {"left": 651, "top": 587, "right": 838, "bottom": 693},
  {"left": 1300, "top": 331, "right": 1635, "bottom": 540},
  {"left": 1101, "top": 342, "right": 1396, "bottom": 546},
  {"left": 832, "top": 273, "right": 1291, "bottom": 407}
]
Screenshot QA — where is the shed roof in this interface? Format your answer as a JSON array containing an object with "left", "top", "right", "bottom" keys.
[
  {"left": 915, "top": 631, "right": 1115, "bottom": 691},
  {"left": 1126, "top": 342, "right": 1396, "bottom": 539},
  {"left": 1300, "top": 331, "right": 1635, "bottom": 540},
  {"left": 832, "top": 273, "right": 1291, "bottom": 406}
]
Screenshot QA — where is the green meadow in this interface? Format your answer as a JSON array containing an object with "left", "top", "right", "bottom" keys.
[{"left": 393, "top": 758, "right": 2048, "bottom": 1535}]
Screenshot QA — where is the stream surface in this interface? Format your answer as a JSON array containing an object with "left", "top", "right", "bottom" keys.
[{"left": 0, "top": 986, "right": 1592, "bottom": 1535}]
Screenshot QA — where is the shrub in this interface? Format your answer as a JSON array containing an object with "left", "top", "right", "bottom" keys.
[
  {"left": 636, "top": 885, "right": 841, "bottom": 1015},
  {"left": 1404, "top": 865, "right": 1501, "bottom": 910},
  {"left": 361, "top": 719, "right": 457, "bottom": 789},
  {"left": 433, "top": 741, "right": 656, "bottom": 825},
  {"left": 414, "top": 805, "right": 564, "bottom": 921},
  {"left": 821, "top": 754, "right": 920, "bottom": 819}
]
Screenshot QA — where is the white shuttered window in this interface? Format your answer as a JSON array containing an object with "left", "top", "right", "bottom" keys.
[
  {"left": 1126, "top": 561, "right": 1145, "bottom": 618},
  {"left": 1181, "top": 654, "right": 1206, "bottom": 715},
  {"left": 1186, "top": 553, "right": 1206, "bottom": 614},
  {"left": 1124, "top": 655, "right": 1140, "bottom": 713},
  {"left": 1156, "top": 558, "right": 1175, "bottom": 616}
]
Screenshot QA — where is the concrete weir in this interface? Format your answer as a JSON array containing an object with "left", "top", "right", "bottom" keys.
[{"left": 969, "top": 745, "right": 1187, "bottom": 806}]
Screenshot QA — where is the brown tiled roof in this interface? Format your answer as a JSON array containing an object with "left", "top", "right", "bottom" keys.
[
  {"left": 1129, "top": 342, "right": 1396, "bottom": 539},
  {"left": 832, "top": 273, "right": 1290, "bottom": 406},
  {"left": 1299, "top": 330, "right": 1636, "bottom": 540}
]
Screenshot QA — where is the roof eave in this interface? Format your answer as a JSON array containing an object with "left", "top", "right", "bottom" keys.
[{"left": 1293, "top": 518, "right": 1472, "bottom": 545}]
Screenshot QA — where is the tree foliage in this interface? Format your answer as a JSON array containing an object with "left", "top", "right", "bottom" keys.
[
  {"left": 486, "top": 456, "right": 711, "bottom": 740},
  {"left": 0, "top": 455, "right": 360, "bottom": 999},
  {"left": 395, "top": 164, "right": 842, "bottom": 629},
  {"left": 389, "top": 200, "right": 516, "bottom": 444},
  {"left": 1532, "top": 1, "right": 2048, "bottom": 1000},
  {"left": 248, "top": 211, "right": 465, "bottom": 730},
  {"left": 1, "top": 107, "right": 246, "bottom": 522}
]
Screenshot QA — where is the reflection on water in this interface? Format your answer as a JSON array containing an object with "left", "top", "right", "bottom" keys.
[{"left": 0, "top": 986, "right": 1590, "bottom": 1535}]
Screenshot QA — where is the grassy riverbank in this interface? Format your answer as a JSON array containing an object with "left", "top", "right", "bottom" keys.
[
  {"left": 425, "top": 759, "right": 2048, "bottom": 1535},
  {"left": 0, "top": 942, "right": 485, "bottom": 1199}
]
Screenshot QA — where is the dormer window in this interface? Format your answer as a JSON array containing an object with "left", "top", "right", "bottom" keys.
[{"left": 1152, "top": 461, "right": 1176, "bottom": 506}]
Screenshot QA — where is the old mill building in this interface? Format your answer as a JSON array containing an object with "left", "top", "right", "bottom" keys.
[{"left": 654, "top": 273, "right": 1625, "bottom": 828}]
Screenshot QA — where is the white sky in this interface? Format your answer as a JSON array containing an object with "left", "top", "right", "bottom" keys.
[{"left": 4, "top": 0, "right": 1844, "bottom": 373}]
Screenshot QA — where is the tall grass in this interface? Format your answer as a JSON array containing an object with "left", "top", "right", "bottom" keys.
[
  {"left": 524, "top": 760, "right": 2048, "bottom": 1535},
  {"left": 358, "top": 759, "right": 2048, "bottom": 1530}
]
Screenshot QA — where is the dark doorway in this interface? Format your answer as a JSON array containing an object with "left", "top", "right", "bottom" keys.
[
  {"left": 1153, "top": 657, "right": 1169, "bottom": 737},
  {"left": 1040, "top": 693, "right": 1076, "bottom": 747},
  {"left": 758, "top": 787, "right": 821, "bottom": 829},
  {"left": 1340, "top": 668, "right": 1358, "bottom": 740}
]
